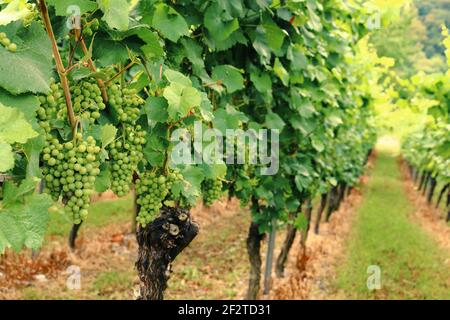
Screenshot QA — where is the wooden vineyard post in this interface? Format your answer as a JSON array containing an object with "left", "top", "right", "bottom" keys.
[{"left": 263, "top": 219, "right": 276, "bottom": 295}]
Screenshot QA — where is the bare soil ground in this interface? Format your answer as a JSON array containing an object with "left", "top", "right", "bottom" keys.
[
  {"left": 267, "top": 176, "right": 368, "bottom": 300},
  {"left": 0, "top": 198, "right": 252, "bottom": 300}
]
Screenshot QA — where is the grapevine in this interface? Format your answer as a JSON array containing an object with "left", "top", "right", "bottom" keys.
[{"left": 0, "top": 0, "right": 441, "bottom": 303}]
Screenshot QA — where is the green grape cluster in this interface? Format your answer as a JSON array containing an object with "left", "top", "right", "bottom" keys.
[
  {"left": 135, "top": 170, "right": 183, "bottom": 227},
  {"left": 41, "top": 133, "right": 101, "bottom": 224},
  {"left": 37, "top": 78, "right": 105, "bottom": 126},
  {"left": 82, "top": 18, "right": 100, "bottom": 37},
  {"left": 0, "top": 32, "right": 17, "bottom": 52},
  {"left": 37, "top": 79, "right": 65, "bottom": 132},
  {"left": 106, "top": 80, "right": 145, "bottom": 196},
  {"left": 108, "top": 125, "right": 146, "bottom": 197},
  {"left": 23, "top": 3, "right": 38, "bottom": 27},
  {"left": 69, "top": 79, "right": 105, "bottom": 123},
  {"left": 202, "top": 179, "right": 223, "bottom": 206},
  {"left": 107, "top": 85, "right": 143, "bottom": 123}
]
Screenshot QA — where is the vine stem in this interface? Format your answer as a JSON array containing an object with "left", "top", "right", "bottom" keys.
[
  {"left": 105, "top": 61, "right": 136, "bottom": 85},
  {"left": 38, "top": 0, "right": 76, "bottom": 129},
  {"left": 74, "top": 29, "right": 109, "bottom": 102}
]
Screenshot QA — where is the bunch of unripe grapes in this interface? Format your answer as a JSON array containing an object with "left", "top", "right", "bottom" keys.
[
  {"left": 0, "top": 32, "right": 17, "bottom": 52},
  {"left": 37, "top": 80, "right": 65, "bottom": 131},
  {"left": 107, "top": 84, "right": 143, "bottom": 124},
  {"left": 226, "top": 162, "right": 254, "bottom": 204},
  {"left": 135, "top": 169, "right": 183, "bottom": 227},
  {"left": 42, "top": 133, "right": 101, "bottom": 224},
  {"left": 82, "top": 18, "right": 100, "bottom": 37},
  {"left": 37, "top": 78, "right": 105, "bottom": 126},
  {"left": 69, "top": 79, "right": 105, "bottom": 123},
  {"left": 108, "top": 125, "right": 146, "bottom": 197},
  {"left": 23, "top": 2, "right": 38, "bottom": 26},
  {"left": 202, "top": 179, "right": 223, "bottom": 206}
]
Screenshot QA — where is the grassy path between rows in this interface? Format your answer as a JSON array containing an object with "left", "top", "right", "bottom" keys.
[{"left": 336, "top": 151, "right": 450, "bottom": 299}]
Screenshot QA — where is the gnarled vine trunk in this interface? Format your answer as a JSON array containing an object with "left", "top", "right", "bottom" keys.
[
  {"left": 418, "top": 171, "right": 427, "bottom": 191},
  {"left": 336, "top": 183, "right": 346, "bottom": 211},
  {"left": 136, "top": 206, "right": 198, "bottom": 300},
  {"left": 446, "top": 190, "right": 450, "bottom": 222},
  {"left": 300, "top": 199, "right": 313, "bottom": 248},
  {"left": 426, "top": 176, "right": 437, "bottom": 204},
  {"left": 346, "top": 185, "right": 353, "bottom": 197},
  {"left": 246, "top": 221, "right": 264, "bottom": 300},
  {"left": 314, "top": 193, "right": 328, "bottom": 234},
  {"left": 422, "top": 173, "right": 432, "bottom": 196},
  {"left": 412, "top": 167, "right": 418, "bottom": 183},
  {"left": 325, "top": 186, "right": 339, "bottom": 222},
  {"left": 69, "top": 222, "right": 83, "bottom": 250},
  {"left": 275, "top": 211, "right": 299, "bottom": 278},
  {"left": 436, "top": 183, "right": 449, "bottom": 209}
]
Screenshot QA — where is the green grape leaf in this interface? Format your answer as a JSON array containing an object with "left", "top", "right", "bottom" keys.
[
  {"left": 294, "top": 175, "right": 305, "bottom": 192},
  {"left": 326, "top": 111, "right": 343, "bottom": 127},
  {"left": 163, "top": 70, "right": 201, "bottom": 121},
  {"left": 287, "top": 44, "right": 308, "bottom": 71},
  {"left": 0, "top": 139, "right": 14, "bottom": 173},
  {"left": 136, "top": 29, "right": 164, "bottom": 59},
  {"left": 199, "top": 92, "right": 214, "bottom": 122},
  {"left": 216, "top": 0, "right": 244, "bottom": 17},
  {"left": 176, "top": 166, "right": 204, "bottom": 204},
  {"left": 23, "top": 135, "right": 46, "bottom": 178},
  {"left": 144, "top": 96, "right": 169, "bottom": 124},
  {"left": 181, "top": 38, "right": 205, "bottom": 74},
  {"left": 212, "top": 29, "right": 247, "bottom": 52},
  {"left": 290, "top": 117, "right": 315, "bottom": 136},
  {"left": 0, "top": 22, "right": 52, "bottom": 94},
  {"left": 200, "top": 163, "right": 227, "bottom": 180},
  {"left": 286, "top": 197, "right": 301, "bottom": 212},
  {"left": 101, "top": 124, "right": 118, "bottom": 148},
  {"left": 265, "top": 112, "right": 285, "bottom": 131},
  {"left": 151, "top": 3, "right": 189, "bottom": 43},
  {"left": 94, "top": 166, "right": 111, "bottom": 193},
  {"left": 294, "top": 212, "right": 309, "bottom": 231},
  {"left": 298, "top": 100, "right": 316, "bottom": 118},
  {"left": 212, "top": 65, "right": 244, "bottom": 94},
  {"left": 164, "top": 83, "right": 201, "bottom": 120},
  {"left": 262, "top": 17, "right": 286, "bottom": 53},
  {"left": 47, "top": 0, "right": 98, "bottom": 16},
  {"left": 212, "top": 106, "right": 248, "bottom": 135},
  {"left": 0, "top": 213, "right": 24, "bottom": 252},
  {"left": 273, "top": 58, "right": 289, "bottom": 86},
  {"left": 164, "top": 69, "right": 192, "bottom": 87},
  {"left": 204, "top": 3, "right": 239, "bottom": 43},
  {"left": 143, "top": 131, "right": 166, "bottom": 167},
  {"left": 93, "top": 38, "right": 129, "bottom": 66},
  {"left": 0, "top": 192, "right": 52, "bottom": 254},
  {"left": 0, "top": 88, "right": 40, "bottom": 126},
  {"left": 0, "top": 103, "right": 38, "bottom": 144},
  {"left": 253, "top": 28, "right": 272, "bottom": 66},
  {"left": 98, "top": 0, "right": 131, "bottom": 31},
  {"left": 311, "top": 136, "right": 325, "bottom": 152},
  {"left": 328, "top": 177, "right": 338, "bottom": 187},
  {"left": 2, "top": 176, "right": 37, "bottom": 207},
  {"left": 250, "top": 70, "right": 272, "bottom": 95}
]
